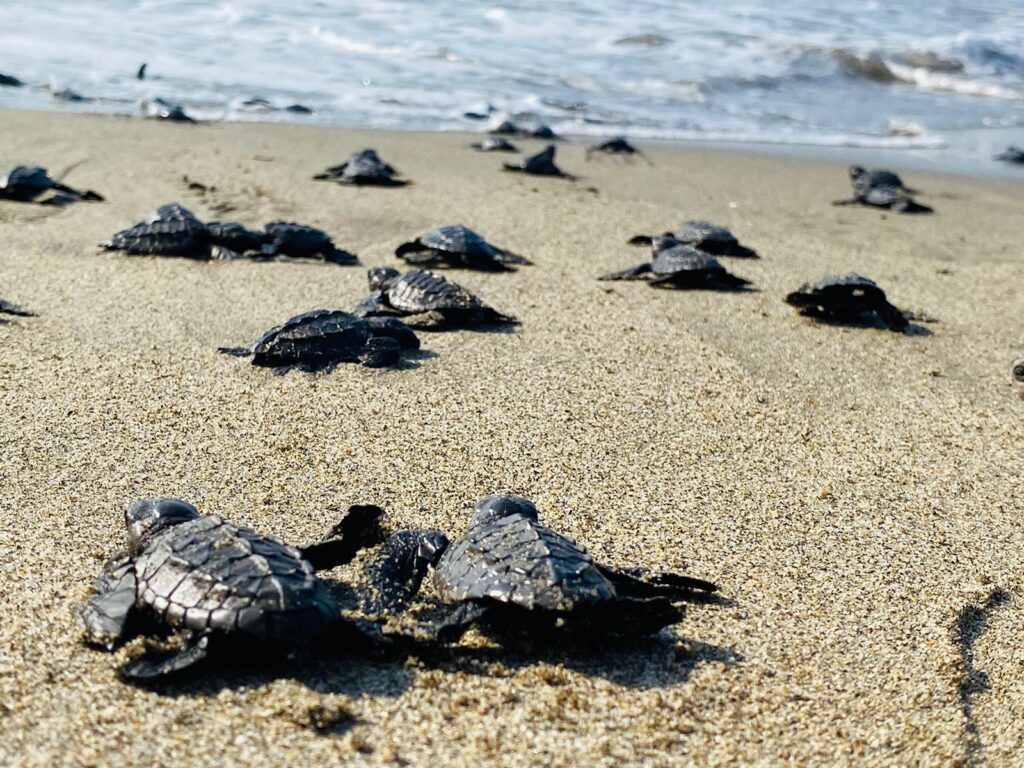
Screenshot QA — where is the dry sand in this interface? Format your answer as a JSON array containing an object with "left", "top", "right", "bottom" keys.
[{"left": 1, "top": 109, "right": 1022, "bottom": 767}]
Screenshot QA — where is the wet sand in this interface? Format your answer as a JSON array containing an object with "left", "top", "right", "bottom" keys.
[{"left": 1, "top": 109, "right": 1022, "bottom": 767}]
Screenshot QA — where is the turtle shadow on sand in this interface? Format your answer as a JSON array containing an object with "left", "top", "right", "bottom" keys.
[{"left": 795, "top": 314, "right": 934, "bottom": 337}]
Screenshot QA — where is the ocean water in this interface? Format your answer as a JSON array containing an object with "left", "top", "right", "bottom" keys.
[{"left": 1, "top": 1, "right": 1023, "bottom": 170}]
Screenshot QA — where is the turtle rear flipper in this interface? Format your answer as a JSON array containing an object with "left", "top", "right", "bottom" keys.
[
  {"left": 324, "top": 247, "right": 359, "bottom": 266},
  {"left": 600, "top": 263, "right": 652, "bottom": 281},
  {"left": 0, "top": 299, "right": 35, "bottom": 317},
  {"left": 580, "top": 596, "right": 684, "bottom": 637},
  {"left": 360, "top": 529, "right": 450, "bottom": 615},
  {"left": 121, "top": 633, "right": 209, "bottom": 680},
  {"left": 301, "top": 504, "right": 386, "bottom": 571},
  {"left": 875, "top": 301, "right": 910, "bottom": 331},
  {"left": 600, "top": 565, "right": 718, "bottom": 601},
  {"left": 79, "top": 557, "right": 138, "bottom": 649},
  {"left": 891, "top": 197, "right": 933, "bottom": 214}
]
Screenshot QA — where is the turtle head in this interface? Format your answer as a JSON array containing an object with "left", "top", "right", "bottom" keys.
[
  {"left": 650, "top": 234, "right": 679, "bottom": 253},
  {"left": 125, "top": 497, "right": 200, "bottom": 552},
  {"left": 470, "top": 494, "right": 539, "bottom": 528},
  {"left": 368, "top": 266, "right": 400, "bottom": 291},
  {"left": 849, "top": 165, "right": 866, "bottom": 181}
]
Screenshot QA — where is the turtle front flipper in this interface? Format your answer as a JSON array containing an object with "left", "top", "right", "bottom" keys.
[
  {"left": 599, "top": 565, "right": 718, "bottom": 601},
  {"left": 217, "top": 346, "right": 253, "bottom": 357},
  {"left": 599, "top": 263, "right": 652, "bottom": 281},
  {"left": 120, "top": 632, "right": 210, "bottom": 680},
  {"left": 435, "top": 602, "right": 491, "bottom": 644},
  {"left": 365, "top": 316, "right": 421, "bottom": 350},
  {"left": 301, "top": 504, "right": 386, "bottom": 571},
  {"left": 874, "top": 300, "right": 910, "bottom": 332},
  {"left": 360, "top": 529, "right": 450, "bottom": 615},
  {"left": 628, "top": 234, "right": 654, "bottom": 246},
  {"left": 79, "top": 555, "right": 139, "bottom": 650}
]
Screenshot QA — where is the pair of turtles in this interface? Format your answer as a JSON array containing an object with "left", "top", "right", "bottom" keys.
[
  {"left": 103, "top": 204, "right": 356, "bottom": 264},
  {"left": 834, "top": 165, "right": 932, "bottom": 213},
  {"left": 785, "top": 274, "right": 909, "bottom": 331},
  {"left": 314, "top": 149, "right": 408, "bottom": 187},
  {"left": 81, "top": 495, "right": 718, "bottom": 678},
  {"left": 0, "top": 166, "right": 104, "bottom": 205},
  {"left": 219, "top": 310, "right": 421, "bottom": 372},
  {"left": 395, "top": 225, "right": 530, "bottom": 271}
]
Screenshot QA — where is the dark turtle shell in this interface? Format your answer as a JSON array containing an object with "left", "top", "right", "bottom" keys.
[
  {"left": 995, "top": 146, "right": 1024, "bottom": 164},
  {"left": 785, "top": 273, "right": 908, "bottom": 330},
  {"left": 434, "top": 511, "right": 617, "bottom": 611},
  {"left": 673, "top": 220, "right": 758, "bottom": 258},
  {"left": 649, "top": 245, "right": 750, "bottom": 288},
  {"left": 849, "top": 165, "right": 908, "bottom": 192},
  {"left": 0, "top": 165, "right": 103, "bottom": 203},
  {"left": 205, "top": 221, "right": 266, "bottom": 253},
  {"left": 503, "top": 146, "right": 573, "bottom": 178},
  {"left": 262, "top": 222, "right": 356, "bottom": 264},
  {"left": 150, "top": 203, "right": 200, "bottom": 223},
  {"left": 395, "top": 225, "right": 529, "bottom": 269},
  {"left": 104, "top": 217, "right": 210, "bottom": 257},
  {"left": 315, "top": 149, "right": 407, "bottom": 186},
  {"left": 130, "top": 501, "right": 337, "bottom": 641},
  {"left": 235, "top": 309, "right": 409, "bottom": 370}
]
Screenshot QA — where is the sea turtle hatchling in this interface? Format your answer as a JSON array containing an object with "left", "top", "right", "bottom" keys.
[
  {"left": 313, "top": 149, "right": 409, "bottom": 186},
  {"left": 0, "top": 166, "right": 104, "bottom": 204},
  {"left": 586, "top": 137, "right": 651, "bottom": 164},
  {"left": 355, "top": 268, "right": 519, "bottom": 330},
  {"left": 219, "top": 309, "right": 420, "bottom": 372},
  {"left": 394, "top": 225, "right": 531, "bottom": 271},
  {"left": 785, "top": 274, "right": 909, "bottom": 331},
  {"left": 361, "top": 494, "right": 718, "bottom": 642},
  {"left": 260, "top": 222, "right": 358, "bottom": 264},
  {"left": 470, "top": 136, "right": 518, "bottom": 153},
  {"left": 0, "top": 298, "right": 34, "bottom": 318},
  {"left": 80, "top": 498, "right": 387, "bottom": 679},
  {"left": 835, "top": 166, "right": 931, "bottom": 213},
  {"left": 503, "top": 145, "right": 575, "bottom": 179},
  {"left": 600, "top": 236, "right": 751, "bottom": 289},
  {"left": 995, "top": 146, "right": 1024, "bottom": 164},
  {"left": 629, "top": 220, "right": 758, "bottom": 258}
]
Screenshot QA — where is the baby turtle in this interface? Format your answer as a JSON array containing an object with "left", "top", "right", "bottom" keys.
[
  {"left": 1012, "top": 358, "right": 1024, "bottom": 383},
  {"left": 835, "top": 166, "right": 930, "bottom": 213},
  {"left": 219, "top": 309, "right": 420, "bottom": 372},
  {"left": 146, "top": 98, "right": 196, "bottom": 123},
  {"left": 394, "top": 225, "right": 530, "bottom": 271},
  {"left": 0, "top": 298, "right": 34, "bottom": 318},
  {"left": 355, "top": 267, "right": 518, "bottom": 330},
  {"left": 0, "top": 166, "right": 104, "bottom": 204},
  {"left": 785, "top": 274, "right": 908, "bottom": 331},
  {"left": 629, "top": 220, "right": 758, "bottom": 258},
  {"left": 995, "top": 146, "right": 1024, "bottom": 164},
  {"left": 261, "top": 222, "right": 358, "bottom": 264},
  {"left": 366, "top": 494, "right": 718, "bottom": 642},
  {"left": 313, "top": 149, "right": 409, "bottom": 187},
  {"left": 503, "top": 145, "right": 574, "bottom": 179},
  {"left": 586, "top": 137, "right": 651, "bottom": 164},
  {"left": 601, "top": 237, "right": 751, "bottom": 289},
  {"left": 80, "top": 498, "right": 386, "bottom": 679},
  {"left": 470, "top": 137, "right": 518, "bottom": 153}
]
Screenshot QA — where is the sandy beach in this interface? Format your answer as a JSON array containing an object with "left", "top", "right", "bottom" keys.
[{"left": 1, "top": 108, "right": 1022, "bottom": 767}]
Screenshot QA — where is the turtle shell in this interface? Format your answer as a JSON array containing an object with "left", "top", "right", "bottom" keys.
[
  {"left": 382, "top": 270, "right": 487, "bottom": 314},
  {"left": 433, "top": 513, "right": 617, "bottom": 611},
  {"left": 250, "top": 309, "right": 378, "bottom": 368},
  {"left": 651, "top": 245, "right": 728, "bottom": 276},
  {"left": 262, "top": 222, "right": 336, "bottom": 258},
  {"left": 342, "top": 149, "right": 397, "bottom": 181},
  {"left": 150, "top": 203, "right": 200, "bottom": 223},
  {"left": 419, "top": 226, "right": 496, "bottom": 257},
  {"left": 675, "top": 220, "right": 738, "bottom": 247},
  {"left": 132, "top": 513, "right": 336, "bottom": 641},
  {"left": 105, "top": 217, "right": 210, "bottom": 257},
  {"left": 205, "top": 221, "right": 265, "bottom": 253}
]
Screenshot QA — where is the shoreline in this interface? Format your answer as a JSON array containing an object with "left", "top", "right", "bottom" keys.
[{"left": 1, "top": 108, "right": 1022, "bottom": 767}]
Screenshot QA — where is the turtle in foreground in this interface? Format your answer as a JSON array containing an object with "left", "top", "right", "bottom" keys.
[
  {"left": 363, "top": 494, "right": 718, "bottom": 643},
  {"left": 785, "top": 274, "right": 908, "bottom": 331},
  {"left": 0, "top": 166, "right": 104, "bottom": 204},
  {"left": 629, "top": 220, "right": 758, "bottom": 258},
  {"left": 835, "top": 166, "right": 930, "bottom": 213},
  {"left": 503, "top": 146, "right": 575, "bottom": 179},
  {"left": 80, "top": 498, "right": 388, "bottom": 679},
  {"left": 313, "top": 149, "right": 409, "bottom": 187},
  {"left": 0, "top": 299, "right": 34, "bottom": 318},
  {"left": 261, "top": 222, "right": 358, "bottom": 264},
  {"left": 355, "top": 267, "right": 518, "bottom": 330},
  {"left": 600, "top": 237, "right": 751, "bottom": 290},
  {"left": 995, "top": 146, "right": 1024, "bottom": 164},
  {"left": 470, "top": 136, "right": 518, "bottom": 153},
  {"left": 586, "top": 137, "right": 651, "bottom": 165},
  {"left": 219, "top": 309, "right": 420, "bottom": 372},
  {"left": 394, "top": 225, "right": 530, "bottom": 271}
]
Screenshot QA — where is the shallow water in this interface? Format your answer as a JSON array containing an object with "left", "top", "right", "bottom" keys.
[{"left": 1, "top": 0, "right": 1023, "bottom": 171}]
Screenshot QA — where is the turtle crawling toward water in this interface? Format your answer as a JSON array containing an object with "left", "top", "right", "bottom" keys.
[
  {"left": 470, "top": 137, "right": 518, "bottom": 153},
  {"left": 586, "top": 137, "right": 651, "bottom": 164},
  {"left": 601, "top": 236, "right": 751, "bottom": 289},
  {"left": 0, "top": 166, "right": 104, "bottom": 205},
  {"left": 80, "top": 498, "right": 387, "bottom": 679},
  {"left": 395, "top": 225, "right": 530, "bottom": 271},
  {"left": 314, "top": 149, "right": 409, "bottom": 186},
  {"left": 834, "top": 165, "right": 931, "bottom": 213},
  {"left": 995, "top": 146, "right": 1024, "bottom": 164},
  {"left": 219, "top": 309, "right": 420, "bottom": 372},
  {"left": 503, "top": 145, "right": 575, "bottom": 179},
  {"left": 629, "top": 220, "right": 758, "bottom": 258},
  {"left": 0, "top": 298, "right": 34, "bottom": 317},
  {"left": 355, "top": 267, "right": 519, "bottom": 330},
  {"left": 261, "top": 221, "right": 357, "bottom": 263},
  {"left": 364, "top": 494, "right": 718, "bottom": 643},
  {"left": 785, "top": 274, "right": 909, "bottom": 331}
]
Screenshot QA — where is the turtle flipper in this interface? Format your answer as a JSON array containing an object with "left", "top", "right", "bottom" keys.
[
  {"left": 435, "top": 602, "right": 490, "bottom": 644},
  {"left": 394, "top": 240, "right": 425, "bottom": 258},
  {"left": 217, "top": 346, "right": 253, "bottom": 357},
  {"left": 359, "top": 336, "right": 402, "bottom": 368},
  {"left": 300, "top": 504, "right": 386, "bottom": 571},
  {"left": 600, "top": 565, "right": 718, "bottom": 601},
  {"left": 360, "top": 529, "right": 450, "bottom": 615},
  {"left": 325, "top": 248, "right": 359, "bottom": 265},
  {"left": 79, "top": 555, "right": 138, "bottom": 649},
  {"left": 628, "top": 234, "right": 653, "bottom": 246},
  {"left": 875, "top": 301, "right": 909, "bottom": 332},
  {"left": 120, "top": 633, "right": 210, "bottom": 680},
  {"left": 600, "top": 263, "right": 652, "bottom": 281},
  {"left": 891, "top": 197, "right": 933, "bottom": 214},
  {"left": 0, "top": 299, "right": 35, "bottom": 317}
]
